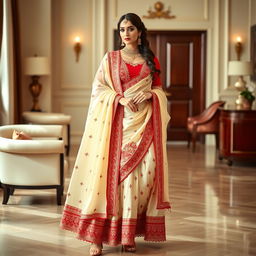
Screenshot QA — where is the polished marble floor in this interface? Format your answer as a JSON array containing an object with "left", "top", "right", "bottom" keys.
[{"left": 1, "top": 144, "right": 256, "bottom": 256}]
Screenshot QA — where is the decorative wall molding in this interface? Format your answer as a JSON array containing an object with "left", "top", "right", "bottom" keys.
[
  {"left": 60, "top": 101, "right": 89, "bottom": 110},
  {"left": 173, "top": 0, "right": 209, "bottom": 22},
  {"left": 211, "top": 0, "right": 220, "bottom": 103},
  {"left": 60, "top": 83, "right": 90, "bottom": 89},
  {"left": 143, "top": 1, "right": 176, "bottom": 19},
  {"left": 248, "top": 0, "right": 252, "bottom": 50},
  {"left": 114, "top": 0, "right": 118, "bottom": 18},
  {"left": 61, "top": 101, "right": 89, "bottom": 137},
  {"left": 204, "top": 0, "right": 209, "bottom": 21},
  {"left": 52, "top": 89, "right": 91, "bottom": 98},
  {"left": 112, "top": 0, "right": 209, "bottom": 23},
  {"left": 92, "top": 0, "right": 107, "bottom": 76},
  {"left": 52, "top": 93, "right": 89, "bottom": 99},
  {"left": 222, "top": 0, "right": 229, "bottom": 91}
]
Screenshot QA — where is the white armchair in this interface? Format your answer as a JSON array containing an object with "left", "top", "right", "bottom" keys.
[
  {"left": 22, "top": 112, "right": 71, "bottom": 156},
  {"left": 0, "top": 124, "right": 65, "bottom": 205}
]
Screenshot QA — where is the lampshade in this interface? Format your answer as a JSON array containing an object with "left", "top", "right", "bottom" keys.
[
  {"left": 228, "top": 61, "right": 252, "bottom": 76},
  {"left": 24, "top": 56, "right": 50, "bottom": 75}
]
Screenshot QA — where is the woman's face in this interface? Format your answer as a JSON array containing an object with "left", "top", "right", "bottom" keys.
[{"left": 119, "top": 19, "right": 141, "bottom": 46}]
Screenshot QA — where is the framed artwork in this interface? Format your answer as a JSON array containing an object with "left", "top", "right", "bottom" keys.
[{"left": 251, "top": 24, "right": 256, "bottom": 81}]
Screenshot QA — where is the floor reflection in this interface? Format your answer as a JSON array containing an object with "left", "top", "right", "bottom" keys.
[{"left": 0, "top": 144, "right": 256, "bottom": 255}]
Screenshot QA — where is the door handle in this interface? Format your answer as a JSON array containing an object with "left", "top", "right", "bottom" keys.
[{"left": 164, "top": 90, "right": 172, "bottom": 97}]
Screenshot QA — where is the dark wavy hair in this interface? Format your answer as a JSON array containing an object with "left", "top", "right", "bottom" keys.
[{"left": 117, "top": 13, "right": 160, "bottom": 76}]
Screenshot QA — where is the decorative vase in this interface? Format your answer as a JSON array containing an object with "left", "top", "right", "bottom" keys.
[{"left": 242, "top": 99, "right": 253, "bottom": 110}]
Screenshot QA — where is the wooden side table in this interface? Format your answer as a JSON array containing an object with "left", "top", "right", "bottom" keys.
[{"left": 219, "top": 106, "right": 256, "bottom": 165}]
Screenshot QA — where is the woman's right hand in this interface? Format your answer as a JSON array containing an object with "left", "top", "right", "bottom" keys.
[{"left": 119, "top": 97, "right": 138, "bottom": 112}]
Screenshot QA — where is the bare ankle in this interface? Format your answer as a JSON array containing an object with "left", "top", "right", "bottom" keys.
[{"left": 90, "top": 243, "right": 103, "bottom": 256}]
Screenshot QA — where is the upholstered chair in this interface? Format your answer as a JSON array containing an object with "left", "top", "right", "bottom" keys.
[
  {"left": 187, "top": 101, "right": 225, "bottom": 151},
  {"left": 0, "top": 124, "right": 65, "bottom": 205},
  {"left": 22, "top": 112, "right": 71, "bottom": 156}
]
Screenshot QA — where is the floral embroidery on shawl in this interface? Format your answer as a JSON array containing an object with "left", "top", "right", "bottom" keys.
[
  {"left": 121, "top": 142, "right": 137, "bottom": 167},
  {"left": 119, "top": 118, "right": 154, "bottom": 183}
]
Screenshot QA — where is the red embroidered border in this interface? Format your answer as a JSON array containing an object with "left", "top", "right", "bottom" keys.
[
  {"left": 112, "top": 95, "right": 123, "bottom": 121},
  {"left": 106, "top": 51, "right": 124, "bottom": 216},
  {"left": 106, "top": 52, "right": 170, "bottom": 217},
  {"left": 108, "top": 51, "right": 123, "bottom": 95},
  {"left": 152, "top": 93, "right": 170, "bottom": 210},
  {"left": 119, "top": 117, "right": 153, "bottom": 183},
  {"left": 106, "top": 105, "right": 123, "bottom": 216},
  {"left": 61, "top": 204, "right": 166, "bottom": 246}
]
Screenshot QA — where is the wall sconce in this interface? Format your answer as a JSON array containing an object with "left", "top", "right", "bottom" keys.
[
  {"left": 74, "top": 36, "right": 82, "bottom": 62},
  {"left": 235, "top": 36, "right": 242, "bottom": 60}
]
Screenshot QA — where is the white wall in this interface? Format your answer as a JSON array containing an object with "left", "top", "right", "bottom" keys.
[
  {"left": 19, "top": 0, "right": 51, "bottom": 112},
  {"left": 51, "top": 0, "right": 93, "bottom": 144}
]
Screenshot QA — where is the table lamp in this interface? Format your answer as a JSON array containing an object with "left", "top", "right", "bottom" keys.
[
  {"left": 24, "top": 56, "right": 50, "bottom": 111},
  {"left": 228, "top": 61, "right": 252, "bottom": 105}
]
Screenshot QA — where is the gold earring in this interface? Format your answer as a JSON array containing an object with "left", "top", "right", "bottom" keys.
[
  {"left": 138, "top": 37, "right": 141, "bottom": 45},
  {"left": 121, "top": 41, "right": 125, "bottom": 47}
]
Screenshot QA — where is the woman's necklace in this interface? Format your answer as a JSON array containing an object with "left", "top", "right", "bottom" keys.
[{"left": 121, "top": 47, "right": 140, "bottom": 61}]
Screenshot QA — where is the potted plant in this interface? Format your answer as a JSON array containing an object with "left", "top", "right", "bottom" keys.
[{"left": 240, "top": 88, "right": 255, "bottom": 109}]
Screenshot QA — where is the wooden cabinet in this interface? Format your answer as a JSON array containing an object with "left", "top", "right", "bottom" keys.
[{"left": 219, "top": 107, "right": 256, "bottom": 165}]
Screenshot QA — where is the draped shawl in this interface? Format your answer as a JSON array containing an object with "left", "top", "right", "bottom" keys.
[{"left": 62, "top": 50, "right": 170, "bottom": 220}]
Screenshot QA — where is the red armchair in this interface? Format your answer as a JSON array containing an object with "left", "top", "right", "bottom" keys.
[{"left": 187, "top": 101, "right": 225, "bottom": 151}]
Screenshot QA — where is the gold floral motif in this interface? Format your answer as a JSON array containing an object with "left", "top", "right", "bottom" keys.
[{"left": 143, "top": 1, "right": 176, "bottom": 19}]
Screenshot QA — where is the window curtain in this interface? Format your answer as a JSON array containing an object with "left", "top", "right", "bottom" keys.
[
  {"left": 0, "top": 1, "right": 3, "bottom": 56},
  {"left": 0, "top": 0, "right": 3, "bottom": 124},
  {"left": 0, "top": 0, "right": 22, "bottom": 125},
  {"left": 11, "top": 0, "right": 22, "bottom": 123}
]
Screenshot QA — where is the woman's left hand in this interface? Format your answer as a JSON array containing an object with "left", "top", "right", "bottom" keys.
[{"left": 132, "top": 91, "right": 152, "bottom": 104}]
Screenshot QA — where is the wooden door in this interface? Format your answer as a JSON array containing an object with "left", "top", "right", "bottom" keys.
[{"left": 147, "top": 31, "right": 206, "bottom": 141}]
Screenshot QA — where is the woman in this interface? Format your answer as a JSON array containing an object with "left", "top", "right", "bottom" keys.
[{"left": 60, "top": 13, "right": 171, "bottom": 256}]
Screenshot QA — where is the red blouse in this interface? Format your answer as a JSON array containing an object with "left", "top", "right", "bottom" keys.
[{"left": 124, "top": 57, "right": 162, "bottom": 87}]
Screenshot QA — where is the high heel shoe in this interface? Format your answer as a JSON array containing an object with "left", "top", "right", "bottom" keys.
[
  {"left": 90, "top": 243, "right": 103, "bottom": 256},
  {"left": 122, "top": 244, "right": 136, "bottom": 253}
]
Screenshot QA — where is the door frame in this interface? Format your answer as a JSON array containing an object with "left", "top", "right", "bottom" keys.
[{"left": 147, "top": 30, "right": 207, "bottom": 118}]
